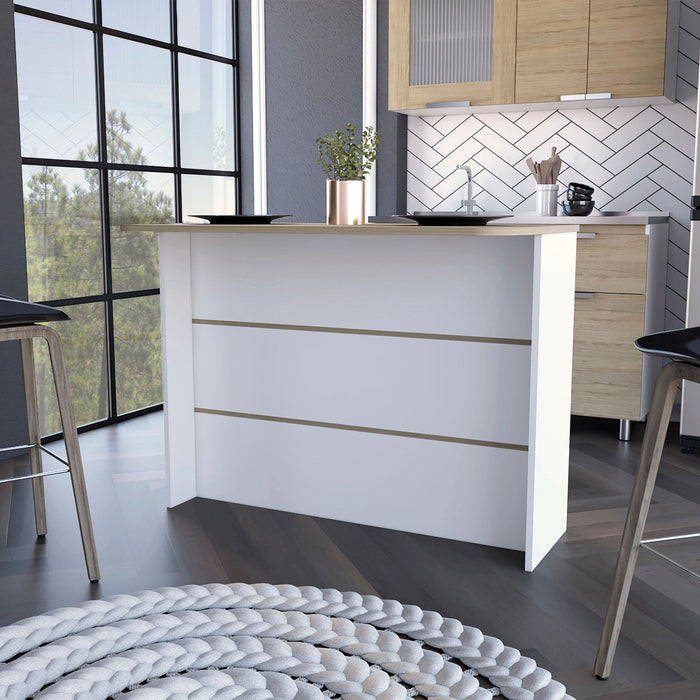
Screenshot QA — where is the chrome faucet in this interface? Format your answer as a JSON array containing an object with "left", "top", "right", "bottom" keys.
[{"left": 456, "top": 162, "right": 475, "bottom": 214}]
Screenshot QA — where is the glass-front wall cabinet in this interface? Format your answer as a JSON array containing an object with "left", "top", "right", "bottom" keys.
[{"left": 388, "top": 0, "right": 517, "bottom": 110}]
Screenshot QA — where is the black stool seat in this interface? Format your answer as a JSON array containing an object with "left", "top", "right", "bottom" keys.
[
  {"left": 0, "top": 297, "right": 69, "bottom": 328},
  {"left": 635, "top": 326, "right": 700, "bottom": 364}
]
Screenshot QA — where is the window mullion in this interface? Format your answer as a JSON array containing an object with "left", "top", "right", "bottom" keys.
[
  {"left": 171, "top": 0, "right": 182, "bottom": 222},
  {"left": 93, "top": 0, "right": 117, "bottom": 420}
]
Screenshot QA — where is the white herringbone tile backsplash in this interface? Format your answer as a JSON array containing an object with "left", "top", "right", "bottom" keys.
[{"left": 406, "top": 0, "right": 700, "bottom": 329}]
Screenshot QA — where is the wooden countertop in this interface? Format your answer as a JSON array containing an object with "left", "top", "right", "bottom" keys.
[{"left": 122, "top": 222, "right": 591, "bottom": 237}]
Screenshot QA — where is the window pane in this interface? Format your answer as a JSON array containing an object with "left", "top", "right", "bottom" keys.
[
  {"left": 17, "top": 0, "right": 92, "bottom": 22},
  {"left": 102, "top": 0, "right": 170, "bottom": 42},
  {"left": 15, "top": 15, "right": 97, "bottom": 161},
  {"left": 177, "top": 0, "right": 233, "bottom": 58},
  {"left": 110, "top": 171, "right": 174, "bottom": 292},
  {"left": 179, "top": 55, "right": 236, "bottom": 170},
  {"left": 114, "top": 296, "right": 163, "bottom": 415},
  {"left": 23, "top": 165, "right": 104, "bottom": 301},
  {"left": 182, "top": 174, "right": 237, "bottom": 219},
  {"left": 34, "top": 302, "right": 108, "bottom": 434},
  {"left": 103, "top": 37, "right": 173, "bottom": 166}
]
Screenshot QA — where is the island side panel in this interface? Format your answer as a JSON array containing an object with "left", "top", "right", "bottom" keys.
[
  {"left": 526, "top": 231, "right": 577, "bottom": 571},
  {"left": 159, "top": 231, "right": 197, "bottom": 506}
]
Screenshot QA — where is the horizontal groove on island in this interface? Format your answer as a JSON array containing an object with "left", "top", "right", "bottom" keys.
[
  {"left": 194, "top": 407, "right": 530, "bottom": 452},
  {"left": 192, "top": 319, "right": 532, "bottom": 345}
]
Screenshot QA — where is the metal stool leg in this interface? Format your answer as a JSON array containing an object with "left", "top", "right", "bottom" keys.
[
  {"left": 43, "top": 326, "right": 100, "bottom": 582},
  {"left": 19, "top": 336, "right": 47, "bottom": 536},
  {"left": 594, "top": 361, "right": 700, "bottom": 679}
]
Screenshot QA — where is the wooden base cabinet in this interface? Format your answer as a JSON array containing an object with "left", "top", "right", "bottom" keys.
[
  {"left": 571, "top": 224, "right": 668, "bottom": 422},
  {"left": 572, "top": 293, "right": 646, "bottom": 420}
]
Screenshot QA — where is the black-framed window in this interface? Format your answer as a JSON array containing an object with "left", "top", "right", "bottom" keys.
[{"left": 14, "top": 0, "right": 239, "bottom": 435}]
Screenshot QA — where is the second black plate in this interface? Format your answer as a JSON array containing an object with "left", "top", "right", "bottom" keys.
[
  {"left": 393, "top": 212, "right": 513, "bottom": 226},
  {"left": 188, "top": 214, "right": 291, "bottom": 224}
]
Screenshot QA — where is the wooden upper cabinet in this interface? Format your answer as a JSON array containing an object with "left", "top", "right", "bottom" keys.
[
  {"left": 388, "top": 0, "right": 517, "bottom": 110},
  {"left": 515, "top": 0, "right": 669, "bottom": 104},
  {"left": 515, "top": 0, "right": 590, "bottom": 104},
  {"left": 587, "top": 0, "right": 668, "bottom": 98},
  {"left": 389, "top": 0, "right": 671, "bottom": 112}
]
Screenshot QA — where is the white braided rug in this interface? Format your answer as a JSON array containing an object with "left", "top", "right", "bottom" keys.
[{"left": 0, "top": 582, "right": 575, "bottom": 699}]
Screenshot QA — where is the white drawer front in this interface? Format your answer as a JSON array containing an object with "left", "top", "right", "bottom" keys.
[
  {"left": 195, "top": 412, "right": 528, "bottom": 552},
  {"left": 190, "top": 232, "right": 535, "bottom": 340},
  {"left": 193, "top": 323, "right": 532, "bottom": 447}
]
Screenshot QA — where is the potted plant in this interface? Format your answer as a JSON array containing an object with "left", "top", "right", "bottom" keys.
[{"left": 316, "top": 123, "right": 379, "bottom": 224}]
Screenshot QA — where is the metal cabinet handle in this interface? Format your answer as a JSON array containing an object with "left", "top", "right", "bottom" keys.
[
  {"left": 575, "top": 292, "right": 596, "bottom": 299},
  {"left": 425, "top": 100, "right": 471, "bottom": 108},
  {"left": 560, "top": 93, "right": 612, "bottom": 101},
  {"left": 576, "top": 232, "right": 597, "bottom": 239}
]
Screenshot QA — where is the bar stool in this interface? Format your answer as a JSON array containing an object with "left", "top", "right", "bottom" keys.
[
  {"left": 0, "top": 296, "right": 99, "bottom": 582},
  {"left": 594, "top": 326, "right": 700, "bottom": 680}
]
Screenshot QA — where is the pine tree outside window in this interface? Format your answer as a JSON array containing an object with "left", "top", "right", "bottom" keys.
[{"left": 14, "top": 0, "right": 239, "bottom": 434}]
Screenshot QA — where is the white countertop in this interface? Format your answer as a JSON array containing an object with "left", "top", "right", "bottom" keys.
[{"left": 499, "top": 211, "right": 669, "bottom": 225}]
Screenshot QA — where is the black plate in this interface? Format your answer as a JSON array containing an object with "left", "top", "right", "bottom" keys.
[
  {"left": 188, "top": 214, "right": 291, "bottom": 224},
  {"left": 393, "top": 212, "right": 513, "bottom": 226}
]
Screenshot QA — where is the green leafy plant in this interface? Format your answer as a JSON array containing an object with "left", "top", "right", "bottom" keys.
[{"left": 316, "top": 123, "right": 379, "bottom": 180}]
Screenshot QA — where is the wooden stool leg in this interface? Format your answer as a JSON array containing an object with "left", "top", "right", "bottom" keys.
[
  {"left": 19, "top": 337, "right": 46, "bottom": 536},
  {"left": 594, "top": 361, "right": 683, "bottom": 680},
  {"left": 43, "top": 327, "right": 100, "bottom": 582}
]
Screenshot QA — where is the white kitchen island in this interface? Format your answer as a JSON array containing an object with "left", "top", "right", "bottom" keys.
[{"left": 124, "top": 221, "right": 582, "bottom": 570}]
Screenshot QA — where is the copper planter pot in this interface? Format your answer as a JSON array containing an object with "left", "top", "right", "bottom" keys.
[{"left": 326, "top": 179, "right": 365, "bottom": 225}]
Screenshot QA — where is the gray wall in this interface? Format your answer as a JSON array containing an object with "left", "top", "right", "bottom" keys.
[
  {"left": 262, "top": 0, "right": 405, "bottom": 221},
  {"left": 264, "top": 0, "right": 364, "bottom": 222},
  {"left": 237, "top": 0, "right": 255, "bottom": 213},
  {"left": 0, "top": 0, "right": 30, "bottom": 445}
]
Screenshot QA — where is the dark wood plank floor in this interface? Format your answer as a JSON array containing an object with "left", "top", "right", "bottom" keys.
[{"left": 1, "top": 412, "right": 699, "bottom": 699}]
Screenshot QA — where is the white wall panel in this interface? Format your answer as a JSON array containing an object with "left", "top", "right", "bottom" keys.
[
  {"left": 194, "top": 412, "right": 528, "bottom": 552},
  {"left": 190, "top": 232, "right": 535, "bottom": 339},
  {"left": 193, "top": 324, "right": 532, "bottom": 446}
]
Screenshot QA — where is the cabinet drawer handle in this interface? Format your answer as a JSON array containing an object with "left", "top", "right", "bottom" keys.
[
  {"left": 575, "top": 292, "right": 596, "bottom": 299},
  {"left": 425, "top": 100, "right": 471, "bottom": 108},
  {"left": 576, "top": 232, "right": 596, "bottom": 239}
]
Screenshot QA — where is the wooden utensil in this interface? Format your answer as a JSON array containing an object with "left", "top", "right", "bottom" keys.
[
  {"left": 550, "top": 146, "right": 562, "bottom": 184},
  {"left": 526, "top": 157, "right": 538, "bottom": 180}
]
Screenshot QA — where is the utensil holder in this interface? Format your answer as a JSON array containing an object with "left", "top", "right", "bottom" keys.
[{"left": 536, "top": 184, "right": 559, "bottom": 216}]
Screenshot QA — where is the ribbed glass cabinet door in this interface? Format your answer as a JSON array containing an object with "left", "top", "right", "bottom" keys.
[
  {"left": 388, "top": 0, "right": 516, "bottom": 111},
  {"left": 410, "top": 0, "right": 493, "bottom": 86}
]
